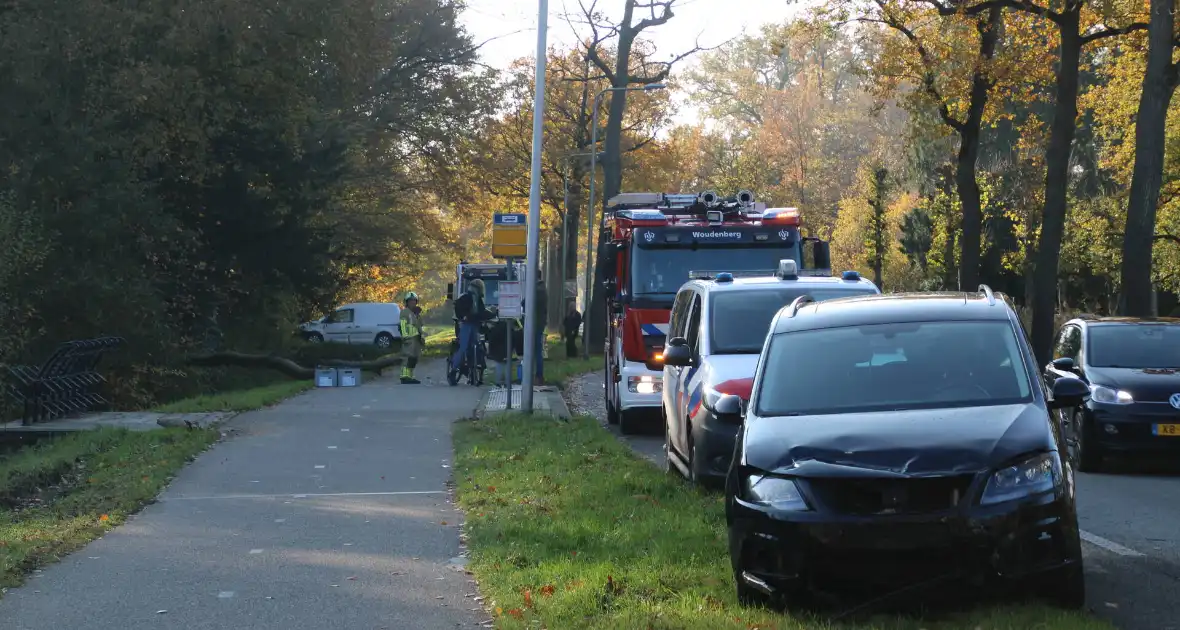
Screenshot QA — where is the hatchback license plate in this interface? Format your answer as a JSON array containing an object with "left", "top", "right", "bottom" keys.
[{"left": 1153, "top": 424, "right": 1180, "bottom": 436}]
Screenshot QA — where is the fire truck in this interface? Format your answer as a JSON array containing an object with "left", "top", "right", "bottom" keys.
[{"left": 599, "top": 190, "right": 832, "bottom": 433}]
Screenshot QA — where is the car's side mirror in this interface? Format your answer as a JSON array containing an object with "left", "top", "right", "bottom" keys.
[
  {"left": 713, "top": 394, "right": 745, "bottom": 421},
  {"left": 1050, "top": 357, "right": 1075, "bottom": 372},
  {"left": 643, "top": 351, "right": 665, "bottom": 372},
  {"left": 662, "top": 339, "right": 692, "bottom": 366},
  {"left": 1048, "top": 376, "right": 1089, "bottom": 410}
]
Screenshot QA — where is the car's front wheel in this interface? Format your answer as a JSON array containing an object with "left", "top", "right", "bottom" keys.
[
  {"left": 618, "top": 408, "right": 642, "bottom": 435},
  {"left": 375, "top": 332, "right": 394, "bottom": 350},
  {"left": 305, "top": 332, "right": 324, "bottom": 343},
  {"left": 1072, "top": 411, "right": 1104, "bottom": 473},
  {"left": 662, "top": 408, "right": 678, "bottom": 475},
  {"left": 1036, "top": 563, "right": 1086, "bottom": 610}
]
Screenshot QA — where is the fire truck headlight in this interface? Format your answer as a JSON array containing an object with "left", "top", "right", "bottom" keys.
[{"left": 628, "top": 375, "right": 662, "bottom": 395}]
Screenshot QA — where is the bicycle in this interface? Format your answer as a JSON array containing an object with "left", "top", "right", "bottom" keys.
[{"left": 446, "top": 322, "right": 488, "bottom": 386}]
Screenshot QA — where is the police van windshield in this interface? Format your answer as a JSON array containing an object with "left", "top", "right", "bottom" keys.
[
  {"left": 630, "top": 246, "right": 799, "bottom": 297},
  {"left": 710, "top": 287, "right": 878, "bottom": 353}
]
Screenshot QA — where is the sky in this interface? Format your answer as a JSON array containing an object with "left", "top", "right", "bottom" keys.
[{"left": 458, "top": 0, "right": 806, "bottom": 124}]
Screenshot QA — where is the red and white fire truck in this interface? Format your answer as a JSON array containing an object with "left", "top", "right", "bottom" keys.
[{"left": 599, "top": 190, "right": 832, "bottom": 433}]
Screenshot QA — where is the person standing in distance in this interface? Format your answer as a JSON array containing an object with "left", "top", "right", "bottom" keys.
[
  {"left": 399, "top": 292, "right": 424, "bottom": 384},
  {"left": 563, "top": 302, "right": 582, "bottom": 358}
]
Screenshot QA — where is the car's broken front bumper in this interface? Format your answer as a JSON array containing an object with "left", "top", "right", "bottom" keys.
[{"left": 727, "top": 483, "right": 1082, "bottom": 600}]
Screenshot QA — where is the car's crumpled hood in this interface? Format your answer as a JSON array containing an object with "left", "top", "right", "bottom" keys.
[{"left": 742, "top": 403, "right": 1051, "bottom": 477}]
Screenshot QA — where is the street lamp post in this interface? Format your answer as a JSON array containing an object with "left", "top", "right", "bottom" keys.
[
  {"left": 520, "top": 0, "right": 549, "bottom": 413},
  {"left": 582, "top": 83, "right": 666, "bottom": 360}
]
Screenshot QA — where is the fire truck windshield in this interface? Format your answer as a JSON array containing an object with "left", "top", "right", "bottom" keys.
[{"left": 629, "top": 244, "right": 801, "bottom": 297}]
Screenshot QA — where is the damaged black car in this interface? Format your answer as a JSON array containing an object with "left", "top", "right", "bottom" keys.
[{"left": 722, "top": 287, "right": 1091, "bottom": 611}]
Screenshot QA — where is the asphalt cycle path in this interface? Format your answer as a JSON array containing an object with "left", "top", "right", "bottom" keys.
[
  {"left": 564, "top": 370, "right": 1180, "bottom": 630},
  {"left": 0, "top": 359, "right": 490, "bottom": 630}
]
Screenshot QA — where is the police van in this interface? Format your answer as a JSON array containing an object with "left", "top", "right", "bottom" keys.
[{"left": 658, "top": 260, "right": 881, "bottom": 485}]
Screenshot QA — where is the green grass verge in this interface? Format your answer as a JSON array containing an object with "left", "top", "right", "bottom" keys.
[
  {"left": 540, "top": 335, "right": 598, "bottom": 387},
  {"left": 0, "top": 427, "right": 219, "bottom": 590},
  {"left": 453, "top": 413, "right": 1113, "bottom": 630},
  {"left": 151, "top": 380, "right": 312, "bottom": 413}
]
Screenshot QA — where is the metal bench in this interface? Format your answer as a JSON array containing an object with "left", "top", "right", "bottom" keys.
[{"left": 3, "top": 337, "right": 125, "bottom": 426}]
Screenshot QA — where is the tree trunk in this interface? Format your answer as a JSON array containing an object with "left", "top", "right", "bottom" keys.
[
  {"left": 1030, "top": 14, "right": 1082, "bottom": 366},
  {"left": 602, "top": 33, "right": 635, "bottom": 204},
  {"left": 956, "top": 7, "right": 1003, "bottom": 291},
  {"left": 546, "top": 234, "right": 563, "bottom": 330},
  {"left": 1119, "top": 0, "right": 1177, "bottom": 317},
  {"left": 564, "top": 177, "right": 582, "bottom": 315},
  {"left": 589, "top": 29, "right": 635, "bottom": 354},
  {"left": 188, "top": 351, "right": 403, "bottom": 380}
]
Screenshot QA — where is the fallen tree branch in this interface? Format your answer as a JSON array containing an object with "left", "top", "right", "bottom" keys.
[{"left": 187, "top": 351, "right": 404, "bottom": 380}]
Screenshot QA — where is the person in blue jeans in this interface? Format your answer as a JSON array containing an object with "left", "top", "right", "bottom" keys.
[
  {"left": 450, "top": 278, "right": 497, "bottom": 383},
  {"left": 521, "top": 280, "right": 548, "bottom": 384}
]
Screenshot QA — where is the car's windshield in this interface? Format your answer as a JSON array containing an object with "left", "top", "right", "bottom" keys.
[
  {"left": 1087, "top": 324, "right": 1180, "bottom": 368},
  {"left": 630, "top": 245, "right": 800, "bottom": 296},
  {"left": 709, "top": 287, "right": 878, "bottom": 354},
  {"left": 755, "top": 320, "right": 1032, "bottom": 416}
]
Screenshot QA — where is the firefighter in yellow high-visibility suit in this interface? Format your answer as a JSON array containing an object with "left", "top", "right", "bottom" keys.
[{"left": 399, "top": 292, "right": 424, "bottom": 384}]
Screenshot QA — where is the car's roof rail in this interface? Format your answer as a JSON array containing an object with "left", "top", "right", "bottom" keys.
[
  {"left": 787, "top": 295, "right": 815, "bottom": 317},
  {"left": 978, "top": 284, "right": 995, "bottom": 305}
]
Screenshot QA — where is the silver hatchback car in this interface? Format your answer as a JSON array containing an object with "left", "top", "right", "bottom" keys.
[{"left": 660, "top": 260, "right": 881, "bottom": 485}]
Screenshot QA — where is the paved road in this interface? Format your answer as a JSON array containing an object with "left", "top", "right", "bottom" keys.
[
  {"left": 564, "top": 371, "right": 1180, "bottom": 630},
  {"left": 0, "top": 360, "right": 490, "bottom": 630}
]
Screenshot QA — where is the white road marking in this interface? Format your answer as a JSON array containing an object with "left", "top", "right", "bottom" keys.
[
  {"left": 328, "top": 446, "right": 337, "bottom": 449},
  {"left": 1080, "top": 530, "right": 1146, "bottom": 557},
  {"left": 218, "top": 591, "right": 235, "bottom": 599},
  {"left": 164, "top": 490, "right": 445, "bottom": 501},
  {"left": 315, "top": 465, "right": 326, "bottom": 469},
  {"left": 249, "top": 549, "right": 263, "bottom": 554}
]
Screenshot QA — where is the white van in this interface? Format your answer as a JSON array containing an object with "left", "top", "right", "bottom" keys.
[{"left": 299, "top": 302, "right": 403, "bottom": 349}]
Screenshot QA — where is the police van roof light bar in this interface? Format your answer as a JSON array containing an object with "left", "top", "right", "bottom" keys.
[{"left": 776, "top": 259, "right": 799, "bottom": 280}]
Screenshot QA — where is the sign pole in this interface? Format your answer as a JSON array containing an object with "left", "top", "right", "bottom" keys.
[{"left": 505, "top": 258, "right": 513, "bottom": 410}]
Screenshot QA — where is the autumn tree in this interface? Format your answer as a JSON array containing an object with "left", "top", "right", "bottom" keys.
[
  {"left": 1118, "top": 0, "right": 1179, "bottom": 315},
  {"left": 917, "top": 0, "right": 1146, "bottom": 363},
  {"left": 855, "top": 1, "right": 1006, "bottom": 291},
  {"left": 0, "top": 0, "right": 493, "bottom": 404},
  {"left": 574, "top": 0, "right": 705, "bottom": 349},
  {"left": 866, "top": 166, "right": 893, "bottom": 288},
  {"left": 686, "top": 18, "right": 879, "bottom": 229}
]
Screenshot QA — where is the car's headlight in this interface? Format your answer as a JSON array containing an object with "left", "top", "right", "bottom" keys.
[
  {"left": 980, "top": 452, "right": 1063, "bottom": 506},
  {"left": 627, "top": 375, "right": 661, "bottom": 394},
  {"left": 1090, "top": 384, "right": 1133, "bottom": 405},
  {"left": 743, "top": 474, "right": 809, "bottom": 511}
]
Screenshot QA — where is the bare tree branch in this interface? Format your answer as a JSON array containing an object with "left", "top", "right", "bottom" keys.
[
  {"left": 868, "top": 3, "right": 965, "bottom": 132},
  {"left": 1080, "top": 22, "right": 1149, "bottom": 44}
]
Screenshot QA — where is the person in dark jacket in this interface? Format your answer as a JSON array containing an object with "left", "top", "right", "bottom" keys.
[
  {"left": 449, "top": 278, "right": 497, "bottom": 383},
  {"left": 563, "top": 303, "right": 582, "bottom": 358}
]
